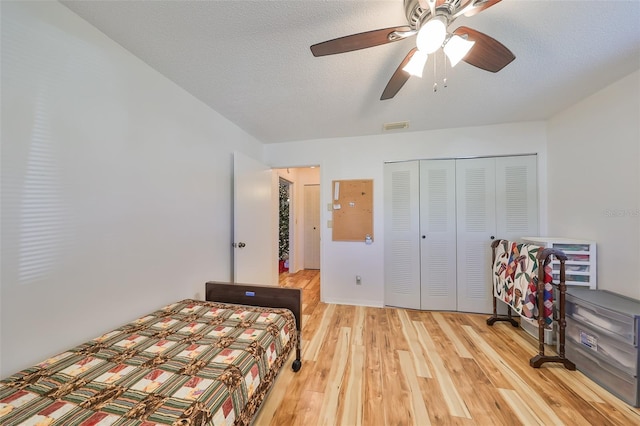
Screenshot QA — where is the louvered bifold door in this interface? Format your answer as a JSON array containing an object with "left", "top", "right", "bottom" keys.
[
  {"left": 384, "top": 161, "right": 421, "bottom": 309},
  {"left": 456, "top": 158, "right": 496, "bottom": 314},
  {"left": 419, "top": 160, "right": 457, "bottom": 311},
  {"left": 495, "top": 155, "right": 538, "bottom": 240}
]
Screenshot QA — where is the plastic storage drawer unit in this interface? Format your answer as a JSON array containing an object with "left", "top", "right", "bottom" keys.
[
  {"left": 565, "top": 340, "right": 638, "bottom": 406},
  {"left": 564, "top": 288, "right": 640, "bottom": 407},
  {"left": 566, "top": 291, "right": 638, "bottom": 346},
  {"left": 565, "top": 317, "right": 638, "bottom": 376}
]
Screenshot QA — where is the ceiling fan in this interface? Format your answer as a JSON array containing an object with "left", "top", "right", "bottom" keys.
[{"left": 310, "top": 0, "right": 515, "bottom": 100}]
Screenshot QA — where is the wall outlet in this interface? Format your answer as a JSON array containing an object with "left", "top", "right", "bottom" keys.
[{"left": 356, "top": 275, "right": 362, "bottom": 285}]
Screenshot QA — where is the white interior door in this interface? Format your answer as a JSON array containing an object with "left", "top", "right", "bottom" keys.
[
  {"left": 419, "top": 160, "right": 458, "bottom": 311},
  {"left": 384, "top": 161, "right": 421, "bottom": 309},
  {"left": 303, "top": 184, "right": 320, "bottom": 269},
  {"left": 233, "top": 151, "right": 277, "bottom": 285},
  {"left": 456, "top": 158, "right": 496, "bottom": 313}
]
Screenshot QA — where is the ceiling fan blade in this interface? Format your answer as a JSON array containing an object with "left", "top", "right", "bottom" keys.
[
  {"left": 453, "top": 26, "right": 515, "bottom": 72},
  {"left": 464, "top": 0, "right": 502, "bottom": 17},
  {"left": 380, "top": 48, "right": 417, "bottom": 100},
  {"left": 310, "top": 26, "right": 412, "bottom": 57}
]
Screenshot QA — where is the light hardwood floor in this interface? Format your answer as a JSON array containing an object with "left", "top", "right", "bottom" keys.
[{"left": 254, "top": 270, "right": 640, "bottom": 425}]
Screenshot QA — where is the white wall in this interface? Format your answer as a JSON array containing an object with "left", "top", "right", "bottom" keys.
[
  {"left": 547, "top": 70, "right": 640, "bottom": 299},
  {"left": 0, "top": 1, "right": 263, "bottom": 376},
  {"left": 265, "top": 122, "right": 548, "bottom": 306}
]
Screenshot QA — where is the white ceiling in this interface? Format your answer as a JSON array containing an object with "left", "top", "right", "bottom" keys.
[{"left": 60, "top": 0, "right": 640, "bottom": 144}]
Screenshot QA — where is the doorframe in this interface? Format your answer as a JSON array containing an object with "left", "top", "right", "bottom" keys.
[{"left": 272, "top": 164, "right": 322, "bottom": 295}]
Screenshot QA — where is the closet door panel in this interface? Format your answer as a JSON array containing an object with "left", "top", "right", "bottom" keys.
[
  {"left": 495, "top": 155, "right": 538, "bottom": 240},
  {"left": 384, "top": 161, "right": 421, "bottom": 309},
  {"left": 456, "top": 158, "right": 496, "bottom": 314},
  {"left": 419, "top": 160, "right": 457, "bottom": 311}
]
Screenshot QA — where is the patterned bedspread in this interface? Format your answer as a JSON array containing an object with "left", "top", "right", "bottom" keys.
[
  {"left": 492, "top": 240, "right": 554, "bottom": 326},
  {"left": 0, "top": 299, "right": 297, "bottom": 425}
]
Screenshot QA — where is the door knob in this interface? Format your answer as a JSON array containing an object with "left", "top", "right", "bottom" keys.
[
  {"left": 238, "top": 242, "right": 246, "bottom": 248},
  {"left": 490, "top": 236, "right": 495, "bottom": 240}
]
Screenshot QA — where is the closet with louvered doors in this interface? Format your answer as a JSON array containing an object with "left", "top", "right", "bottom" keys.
[{"left": 384, "top": 155, "right": 539, "bottom": 314}]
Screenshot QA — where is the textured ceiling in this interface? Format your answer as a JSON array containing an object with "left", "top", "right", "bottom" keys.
[{"left": 60, "top": 0, "right": 640, "bottom": 144}]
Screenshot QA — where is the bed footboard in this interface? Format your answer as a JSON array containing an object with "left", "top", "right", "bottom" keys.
[{"left": 205, "top": 281, "right": 303, "bottom": 371}]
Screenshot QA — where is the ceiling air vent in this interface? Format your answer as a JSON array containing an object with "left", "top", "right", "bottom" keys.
[{"left": 383, "top": 121, "right": 410, "bottom": 131}]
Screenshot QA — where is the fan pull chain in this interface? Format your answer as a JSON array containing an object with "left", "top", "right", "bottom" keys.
[
  {"left": 443, "top": 49, "right": 448, "bottom": 88},
  {"left": 433, "top": 52, "right": 438, "bottom": 92}
]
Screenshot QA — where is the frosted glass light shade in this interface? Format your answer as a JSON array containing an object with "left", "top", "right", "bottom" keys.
[
  {"left": 416, "top": 17, "right": 446, "bottom": 54},
  {"left": 403, "top": 50, "right": 428, "bottom": 77},
  {"left": 443, "top": 35, "right": 475, "bottom": 67}
]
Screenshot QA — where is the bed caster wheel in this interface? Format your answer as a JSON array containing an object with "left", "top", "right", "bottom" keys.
[{"left": 292, "top": 359, "right": 301, "bottom": 372}]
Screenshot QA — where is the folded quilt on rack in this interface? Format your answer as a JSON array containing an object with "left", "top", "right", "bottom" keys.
[{"left": 492, "top": 240, "right": 554, "bottom": 326}]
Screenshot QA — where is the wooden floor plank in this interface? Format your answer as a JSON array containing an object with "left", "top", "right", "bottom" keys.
[
  {"left": 353, "top": 306, "right": 365, "bottom": 346},
  {"left": 413, "top": 320, "right": 471, "bottom": 419},
  {"left": 397, "top": 350, "right": 431, "bottom": 426},
  {"left": 397, "top": 309, "right": 432, "bottom": 378},
  {"left": 380, "top": 309, "right": 415, "bottom": 425},
  {"left": 303, "top": 303, "right": 335, "bottom": 361},
  {"left": 498, "top": 388, "right": 547, "bottom": 426},
  {"left": 432, "top": 311, "right": 474, "bottom": 359},
  {"left": 270, "top": 270, "right": 640, "bottom": 425},
  {"left": 317, "top": 327, "right": 351, "bottom": 426},
  {"left": 362, "top": 308, "right": 386, "bottom": 425},
  {"left": 342, "top": 344, "right": 365, "bottom": 426}
]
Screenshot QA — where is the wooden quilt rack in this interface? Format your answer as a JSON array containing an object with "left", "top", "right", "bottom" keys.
[{"left": 486, "top": 239, "right": 576, "bottom": 370}]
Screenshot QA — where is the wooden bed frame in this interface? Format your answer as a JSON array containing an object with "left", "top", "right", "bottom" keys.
[{"left": 205, "top": 281, "right": 303, "bottom": 372}]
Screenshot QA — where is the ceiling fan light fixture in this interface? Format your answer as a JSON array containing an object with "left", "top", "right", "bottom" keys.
[
  {"left": 416, "top": 16, "right": 447, "bottom": 54},
  {"left": 443, "top": 34, "right": 475, "bottom": 67},
  {"left": 310, "top": 0, "right": 514, "bottom": 100},
  {"left": 402, "top": 50, "right": 428, "bottom": 77}
]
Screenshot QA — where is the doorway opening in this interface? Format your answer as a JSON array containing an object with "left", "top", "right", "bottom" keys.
[
  {"left": 274, "top": 167, "right": 321, "bottom": 281},
  {"left": 278, "top": 178, "right": 292, "bottom": 274}
]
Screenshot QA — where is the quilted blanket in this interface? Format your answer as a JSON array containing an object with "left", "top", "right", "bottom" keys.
[
  {"left": 492, "top": 240, "right": 554, "bottom": 326},
  {"left": 0, "top": 299, "right": 297, "bottom": 425}
]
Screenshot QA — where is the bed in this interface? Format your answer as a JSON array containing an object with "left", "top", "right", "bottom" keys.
[{"left": 0, "top": 282, "right": 302, "bottom": 425}]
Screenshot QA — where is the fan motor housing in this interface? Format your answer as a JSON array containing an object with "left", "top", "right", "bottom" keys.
[{"left": 405, "top": 0, "right": 462, "bottom": 29}]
